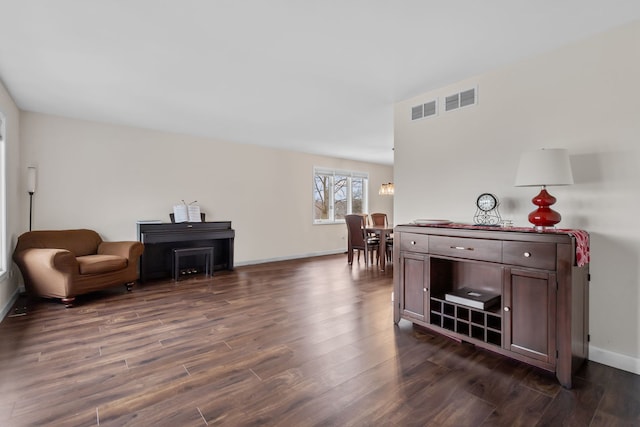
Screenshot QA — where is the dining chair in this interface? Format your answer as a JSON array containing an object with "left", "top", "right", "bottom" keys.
[
  {"left": 345, "top": 214, "right": 379, "bottom": 266},
  {"left": 370, "top": 213, "right": 388, "bottom": 227},
  {"left": 371, "top": 213, "right": 393, "bottom": 262}
]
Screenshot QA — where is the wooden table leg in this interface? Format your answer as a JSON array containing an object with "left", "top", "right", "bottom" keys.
[{"left": 379, "top": 231, "right": 386, "bottom": 271}]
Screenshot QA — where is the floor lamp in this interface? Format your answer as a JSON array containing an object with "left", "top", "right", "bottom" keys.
[
  {"left": 13, "top": 166, "right": 38, "bottom": 311},
  {"left": 27, "top": 166, "right": 36, "bottom": 231}
]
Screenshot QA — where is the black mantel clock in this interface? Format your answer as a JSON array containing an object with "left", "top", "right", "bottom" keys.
[{"left": 473, "top": 193, "right": 502, "bottom": 226}]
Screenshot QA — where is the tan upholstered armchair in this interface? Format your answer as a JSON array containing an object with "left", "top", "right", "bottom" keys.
[{"left": 13, "top": 229, "right": 144, "bottom": 307}]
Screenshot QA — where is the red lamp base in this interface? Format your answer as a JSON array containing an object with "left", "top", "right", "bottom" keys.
[{"left": 528, "top": 188, "right": 561, "bottom": 231}]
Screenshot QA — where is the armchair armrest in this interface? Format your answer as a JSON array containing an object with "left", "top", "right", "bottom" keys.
[
  {"left": 98, "top": 241, "right": 144, "bottom": 260},
  {"left": 13, "top": 248, "right": 79, "bottom": 298},
  {"left": 16, "top": 248, "right": 78, "bottom": 274}
]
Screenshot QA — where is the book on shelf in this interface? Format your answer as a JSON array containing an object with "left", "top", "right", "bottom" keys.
[{"left": 445, "top": 288, "right": 500, "bottom": 310}]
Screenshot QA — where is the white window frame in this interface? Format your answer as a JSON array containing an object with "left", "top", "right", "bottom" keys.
[
  {"left": 0, "top": 112, "right": 6, "bottom": 277},
  {"left": 313, "top": 167, "right": 369, "bottom": 224}
]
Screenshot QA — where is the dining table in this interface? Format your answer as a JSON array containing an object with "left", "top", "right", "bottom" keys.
[{"left": 365, "top": 225, "right": 394, "bottom": 271}]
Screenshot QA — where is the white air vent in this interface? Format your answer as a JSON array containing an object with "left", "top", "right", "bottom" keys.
[
  {"left": 411, "top": 105, "right": 423, "bottom": 120},
  {"left": 423, "top": 100, "right": 437, "bottom": 117},
  {"left": 445, "top": 94, "right": 459, "bottom": 111},
  {"left": 460, "top": 88, "right": 476, "bottom": 107},
  {"left": 411, "top": 99, "right": 438, "bottom": 121},
  {"left": 445, "top": 87, "right": 477, "bottom": 112}
]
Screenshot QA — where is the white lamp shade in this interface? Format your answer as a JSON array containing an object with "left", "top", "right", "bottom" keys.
[
  {"left": 514, "top": 148, "right": 574, "bottom": 187},
  {"left": 27, "top": 167, "right": 37, "bottom": 193}
]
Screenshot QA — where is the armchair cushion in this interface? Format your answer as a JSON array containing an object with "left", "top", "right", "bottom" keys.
[{"left": 77, "top": 254, "right": 127, "bottom": 275}]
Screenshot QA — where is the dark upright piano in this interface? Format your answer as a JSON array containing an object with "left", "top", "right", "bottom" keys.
[{"left": 137, "top": 221, "right": 235, "bottom": 282}]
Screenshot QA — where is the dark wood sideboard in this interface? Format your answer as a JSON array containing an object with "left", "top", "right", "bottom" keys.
[
  {"left": 393, "top": 224, "right": 589, "bottom": 388},
  {"left": 137, "top": 221, "right": 235, "bottom": 282}
]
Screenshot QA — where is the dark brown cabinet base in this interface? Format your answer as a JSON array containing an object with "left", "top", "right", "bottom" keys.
[{"left": 393, "top": 225, "right": 589, "bottom": 388}]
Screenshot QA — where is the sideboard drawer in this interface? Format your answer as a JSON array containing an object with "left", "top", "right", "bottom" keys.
[
  {"left": 503, "top": 241, "right": 557, "bottom": 270},
  {"left": 400, "top": 233, "right": 429, "bottom": 252},
  {"left": 429, "top": 236, "right": 502, "bottom": 262}
]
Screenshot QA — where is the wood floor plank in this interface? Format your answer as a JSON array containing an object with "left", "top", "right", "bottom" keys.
[
  {"left": 196, "top": 368, "right": 311, "bottom": 425},
  {"left": 1, "top": 358, "right": 127, "bottom": 400},
  {"left": 14, "top": 406, "right": 98, "bottom": 427},
  {"left": 590, "top": 385, "right": 640, "bottom": 426},
  {"left": 99, "top": 407, "right": 206, "bottom": 427},
  {"left": 536, "top": 376, "right": 604, "bottom": 426},
  {"left": 212, "top": 369, "right": 329, "bottom": 426},
  {"left": 479, "top": 383, "right": 551, "bottom": 426},
  {"left": 11, "top": 364, "right": 189, "bottom": 422},
  {"left": 100, "top": 370, "right": 259, "bottom": 426},
  {"left": 0, "top": 254, "right": 637, "bottom": 426},
  {"left": 465, "top": 357, "right": 533, "bottom": 405}
]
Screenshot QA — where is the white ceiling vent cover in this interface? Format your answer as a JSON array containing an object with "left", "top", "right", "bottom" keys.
[
  {"left": 445, "top": 94, "right": 460, "bottom": 112},
  {"left": 460, "top": 88, "right": 476, "bottom": 107},
  {"left": 411, "top": 99, "right": 437, "bottom": 121},
  {"left": 445, "top": 87, "right": 477, "bottom": 112},
  {"left": 411, "top": 105, "right": 423, "bottom": 120}
]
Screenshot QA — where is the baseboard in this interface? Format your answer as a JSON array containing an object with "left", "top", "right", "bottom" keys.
[
  {"left": 234, "top": 249, "right": 345, "bottom": 267},
  {"left": 0, "top": 287, "right": 21, "bottom": 322},
  {"left": 589, "top": 345, "right": 640, "bottom": 375}
]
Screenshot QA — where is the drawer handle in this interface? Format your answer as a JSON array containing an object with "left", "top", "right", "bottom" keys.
[
  {"left": 451, "top": 246, "right": 474, "bottom": 251},
  {"left": 504, "top": 306, "right": 510, "bottom": 312},
  {"left": 411, "top": 241, "right": 416, "bottom": 245},
  {"left": 524, "top": 252, "right": 531, "bottom": 257}
]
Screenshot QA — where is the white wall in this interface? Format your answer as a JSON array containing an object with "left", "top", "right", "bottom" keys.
[
  {"left": 394, "top": 20, "right": 640, "bottom": 373},
  {"left": 0, "top": 79, "right": 22, "bottom": 318},
  {"left": 19, "top": 112, "right": 393, "bottom": 266}
]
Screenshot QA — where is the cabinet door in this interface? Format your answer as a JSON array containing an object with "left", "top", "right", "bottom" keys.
[
  {"left": 398, "top": 252, "right": 428, "bottom": 323},
  {"left": 504, "top": 268, "right": 557, "bottom": 364}
]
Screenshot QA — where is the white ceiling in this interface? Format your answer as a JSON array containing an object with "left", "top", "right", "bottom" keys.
[{"left": 1, "top": 1, "right": 640, "bottom": 165}]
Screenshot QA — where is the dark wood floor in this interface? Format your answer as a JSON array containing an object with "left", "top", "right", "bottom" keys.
[{"left": 0, "top": 254, "right": 638, "bottom": 426}]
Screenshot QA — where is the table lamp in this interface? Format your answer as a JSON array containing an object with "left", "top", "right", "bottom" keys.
[{"left": 514, "top": 148, "right": 573, "bottom": 231}]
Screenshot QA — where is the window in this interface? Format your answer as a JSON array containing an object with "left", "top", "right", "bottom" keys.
[
  {"left": 0, "top": 113, "right": 6, "bottom": 276},
  {"left": 313, "top": 167, "right": 368, "bottom": 224}
]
